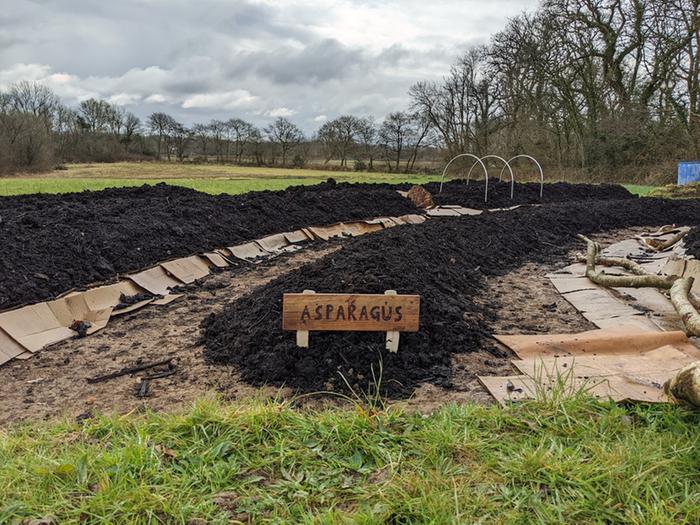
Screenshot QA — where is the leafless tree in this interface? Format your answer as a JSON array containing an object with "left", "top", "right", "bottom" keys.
[
  {"left": 265, "top": 117, "right": 304, "bottom": 167},
  {"left": 148, "top": 112, "right": 176, "bottom": 160}
]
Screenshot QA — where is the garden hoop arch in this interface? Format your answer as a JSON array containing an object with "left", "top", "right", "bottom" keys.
[
  {"left": 439, "top": 154, "right": 489, "bottom": 202},
  {"left": 465, "top": 155, "right": 515, "bottom": 199},
  {"left": 498, "top": 155, "right": 544, "bottom": 198}
]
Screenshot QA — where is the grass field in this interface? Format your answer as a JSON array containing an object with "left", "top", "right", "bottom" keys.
[
  {"left": 0, "top": 162, "right": 657, "bottom": 196},
  {"left": 2, "top": 396, "right": 699, "bottom": 523},
  {"left": 0, "top": 163, "right": 438, "bottom": 196}
]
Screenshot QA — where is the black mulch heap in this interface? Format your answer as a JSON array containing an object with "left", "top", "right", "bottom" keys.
[
  {"left": 201, "top": 198, "right": 700, "bottom": 397},
  {"left": 427, "top": 180, "right": 635, "bottom": 208},
  {"left": 686, "top": 227, "right": 700, "bottom": 259},
  {"left": 0, "top": 181, "right": 418, "bottom": 310}
]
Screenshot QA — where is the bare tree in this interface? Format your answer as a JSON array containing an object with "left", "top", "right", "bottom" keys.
[
  {"left": 148, "top": 112, "right": 175, "bottom": 160},
  {"left": 265, "top": 117, "right": 304, "bottom": 167},
  {"left": 355, "top": 116, "right": 378, "bottom": 170}
]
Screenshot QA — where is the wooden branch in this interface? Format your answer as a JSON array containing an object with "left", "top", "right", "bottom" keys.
[
  {"left": 578, "top": 235, "right": 678, "bottom": 289},
  {"left": 87, "top": 358, "right": 174, "bottom": 384},
  {"left": 641, "top": 230, "right": 688, "bottom": 252},
  {"left": 670, "top": 278, "right": 700, "bottom": 336},
  {"left": 575, "top": 253, "right": 647, "bottom": 275}
]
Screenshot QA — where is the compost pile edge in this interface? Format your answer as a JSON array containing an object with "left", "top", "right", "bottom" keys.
[{"left": 202, "top": 198, "right": 700, "bottom": 398}]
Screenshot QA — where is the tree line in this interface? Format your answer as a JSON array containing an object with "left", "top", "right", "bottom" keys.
[
  {"left": 2, "top": 0, "right": 699, "bottom": 181},
  {"left": 410, "top": 0, "right": 700, "bottom": 179},
  {"left": 0, "top": 80, "right": 437, "bottom": 174}
]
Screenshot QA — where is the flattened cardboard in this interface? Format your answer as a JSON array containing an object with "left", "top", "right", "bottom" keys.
[
  {"left": 228, "top": 242, "right": 270, "bottom": 262},
  {"left": 112, "top": 299, "right": 154, "bottom": 316},
  {"left": 283, "top": 230, "right": 313, "bottom": 244},
  {"left": 307, "top": 224, "right": 348, "bottom": 241},
  {"left": 161, "top": 255, "right": 211, "bottom": 284},
  {"left": 0, "top": 327, "right": 26, "bottom": 365},
  {"left": 426, "top": 207, "right": 461, "bottom": 217},
  {"left": 512, "top": 345, "right": 699, "bottom": 380},
  {"left": 495, "top": 328, "right": 689, "bottom": 359},
  {"left": 549, "top": 276, "right": 598, "bottom": 294},
  {"left": 478, "top": 374, "right": 666, "bottom": 405},
  {"left": 343, "top": 222, "right": 380, "bottom": 236},
  {"left": 257, "top": 233, "right": 291, "bottom": 253},
  {"left": 0, "top": 303, "right": 74, "bottom": 353},
  {"left": 202, "top": 252, "right": 230, "bottom": 268},
  {"left": 454, "top": 207, "right": 484, "bottom": 216},
  {"left": 127, "top": 266, "right": 184, "bottom": 295},
  {"left": 398, "top": 214, "right": 427, "bottom": 225},
  {"left": 47, "top": 295, "right": 113, "bottom": 335}
]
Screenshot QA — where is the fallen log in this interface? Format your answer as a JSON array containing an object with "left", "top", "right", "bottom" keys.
[
  {"left": 665, "top": 362, "right": 700, "bottom": 407},
  {"left": 575, "top": 253, "right": 647, "bottom": 275},
  {"left": 87, "top": 357, "right": 174, "bottom": 384},
  {"left": 669, "top": 278, "right": 700, "bottom": 336},
  {"left": 578, "top": 235, "right": 678, "bottom": 289}
]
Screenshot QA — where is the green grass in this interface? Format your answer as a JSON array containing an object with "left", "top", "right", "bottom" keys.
[
  {"left": 2, "top": 396, "right": 700, "bottom": 524},
  {"left": 623, "top": 184, "right": 657, "bottom": 196},
  {"left": 0, "top": 174, "right": 438, "bottom": 197}
]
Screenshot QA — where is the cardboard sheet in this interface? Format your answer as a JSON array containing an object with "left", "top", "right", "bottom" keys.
[
  {"left": 228, "top": 242, "right": 270, "bottom": 262},
  {"left": 0, "top": 303, "right": 75, "bottom": 353},
  {"left": 127, "top": 266, "right": 184, "bottom": 295},
  {"left": 257, "top": 233, "right": 291, "bottom": 253},
  {"left": 342, "top": 222, "right": 381, "bottom": 236},
  {"left": 307, "top": 224, "right": 349, "bottom": 241},
  {"left": 283, "top": 230, "right": 313, "bottom": 244},
  {"left": 0, "top": 328, "right": 26, "bottom": 365},
  {"left": 47, "top": 296, "right": 112, "bottom": 335},
  {"left": 426, "top": 207, "right": 462, "bottom": 217},
  {"left": 662, "top": 258, "right": 700, "bottom": 294},
  {"left": 398, "top": 214, "right": 427, "bottom": 225},
  {"left": 511, "top": 345, "right": 699, "bottom": 380},
  {"left": 495, "top": 328, "right": 691, "bottom": 359},
  {"left": 479, "top": 373, "right": 667, "bottom": 405},
  {"left": 161, "top": 256, "right": 211, "bottom": 284},
  {"left": 202, "top": 252, "right": 230, "bottom": 268}
]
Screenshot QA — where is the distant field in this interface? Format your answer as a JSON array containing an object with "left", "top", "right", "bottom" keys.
[
  {"left": 0, "top": 162, "right": 656, "bottom": 196},
  {"left": 0, "top": 163, "right": 438, "bottom": 196}
]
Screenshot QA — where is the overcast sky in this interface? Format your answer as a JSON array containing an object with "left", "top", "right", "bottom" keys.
[{"left": 1, "top": 0, "right": 536, "bottom": 132}]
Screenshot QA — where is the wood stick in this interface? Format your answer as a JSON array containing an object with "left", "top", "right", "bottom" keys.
[
  {"left": 87, "top": 357, "right": 173, "bottom": 384},
  {"left": 575, "top": 254, "right": 648, "bottom": 275},
  {"left": 578, "top": 235, "right": 678, "bottom": 289},
  {"left": 670, "top": 278, "right": 700, "bottom": 336}
]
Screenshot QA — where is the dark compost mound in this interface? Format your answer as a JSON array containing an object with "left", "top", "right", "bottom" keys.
[
  {"left": 427, "top": 180, "right": 634, "bottom": 208},
  {"left": 202, "top": 198, "right": 700, "bottom": 397},
  {"left": 686, "top": 227, "right": 700, "bottom": 259},
  {"left": 0, "top": 181, "right": 418, "bottom": 310}
]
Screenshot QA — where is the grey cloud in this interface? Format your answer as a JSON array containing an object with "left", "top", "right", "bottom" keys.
[{"left": 0, "top": 0, "right": 540, "bottom": 132}]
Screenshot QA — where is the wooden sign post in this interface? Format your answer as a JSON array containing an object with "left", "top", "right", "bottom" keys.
[{"left": 282, "top": 290, "right": 420, "bottom": 352}]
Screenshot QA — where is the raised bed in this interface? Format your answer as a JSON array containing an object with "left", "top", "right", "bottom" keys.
[
  {"left": 202, "top": 198, "right": 700, "bottom": 397},
  {"left": 0, "top": 181, "right": 418, "bottom": 310},
  {"left": 427, "top": 180, "right": 634, "bottom": 208}
]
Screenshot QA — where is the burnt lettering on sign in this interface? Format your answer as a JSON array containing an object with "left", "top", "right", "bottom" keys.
[{"left": 282, "top": 293, "right": 420, "bottom": 332}]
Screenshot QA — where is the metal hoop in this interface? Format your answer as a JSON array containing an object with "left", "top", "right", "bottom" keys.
[
  {"left": 499, "top": 155, "right": 544, "bottom": 198},
  {"left": 439, "top": 154, "right": 490, "bottom": 202},
  {"left": 465, "top": 155, "right": 515, "bottom": 199}
]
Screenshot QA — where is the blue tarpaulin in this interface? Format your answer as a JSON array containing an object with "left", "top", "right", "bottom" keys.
[{"left": 678, "top": 161, "right": 700, "bottom": 185}]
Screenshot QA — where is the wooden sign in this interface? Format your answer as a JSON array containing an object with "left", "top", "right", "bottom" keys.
[{"left": 282, "top": 290, "right": 420, "bottom": 352}]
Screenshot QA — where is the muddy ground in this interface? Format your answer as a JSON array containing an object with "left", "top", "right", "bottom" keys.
[{"left": 0, "top": 233, "right": 610, "bottom": 427}]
